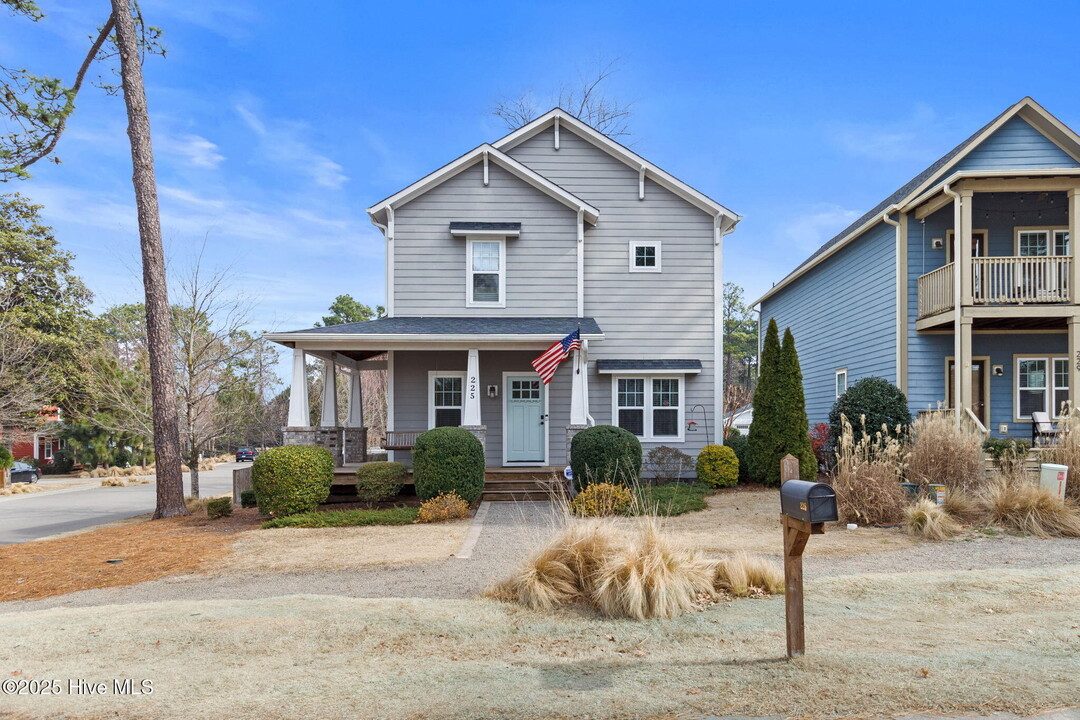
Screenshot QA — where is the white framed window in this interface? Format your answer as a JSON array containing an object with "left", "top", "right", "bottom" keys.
[
  {"left": 628, "top": 241, "right": 661, "bottom": 273},
  {"left": 835, "top": 368, "right": 848, "bottom": 398},
  {"left": 1015, "top": 356, "right": 1070, "bottom": 420},
  {"left": 1015, "top": 227, "right": 1070, "bottom": 256},
  {"left": 428, "top": 371, "right": 466, "bottom": 428},
  {"left": 612, "top": 375, "right": 684, "bottom": 441},
  {"left": 466, "top": 237, "right": 505, "bottom": 307},
  {"left": 43, "top": 443, "right": 53, "bottom": 460}
]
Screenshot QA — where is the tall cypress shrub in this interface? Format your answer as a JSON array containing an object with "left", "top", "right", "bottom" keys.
[
  {"left": 747, "top": 318, "right": 781, "bottom": 483},
  {"left": 774, "top": 328, "right": 818, "bottom": 484}
]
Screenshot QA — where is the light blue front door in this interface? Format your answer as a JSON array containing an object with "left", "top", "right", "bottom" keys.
[{"left": 506, "top": 376, "right": 544, "bottom": 463}]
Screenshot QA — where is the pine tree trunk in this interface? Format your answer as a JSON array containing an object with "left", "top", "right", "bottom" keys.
[
  {"left": 188, "top": 446, "right": 200, "bottom": 499},
  {"left": 110, "top": 0, "right": 187, "bottom": 518}
]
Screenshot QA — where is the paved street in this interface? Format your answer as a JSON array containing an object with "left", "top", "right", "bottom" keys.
[{"left": 0, "top": 462, "right": 241, "bottom": 545}]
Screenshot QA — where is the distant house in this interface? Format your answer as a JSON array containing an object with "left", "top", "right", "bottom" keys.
[
  {"left": 3, "top": 407, "right": 62, "bottom": 464},
  {"left": 757, "top": 97, "right": 1080, "bottom": 439},
  {"left": 724, "top": 404, "right": 753, "bottom": 436},
  {"left": 266, "top": 109, "right": 740, "bottom": 470}
]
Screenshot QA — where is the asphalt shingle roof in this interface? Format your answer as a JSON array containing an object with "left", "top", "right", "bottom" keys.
[{"left": 280, "top": 316, "right": 602, "bottom": 336}]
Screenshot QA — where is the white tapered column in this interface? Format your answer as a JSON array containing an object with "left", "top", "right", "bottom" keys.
[
  {"left": 320, "top": 359, "right": 338, "bottom": 427},
  {"left": 287, "top": 348, "right": 310, "bottom": 427},
  {"left": 463, "top": 348, "right": 481, "bottom": 426},
  {"left": 570, "top": 344, "right": 588, "bottom": 426},
  {"left": 345, "top": 370, "right": 364, "bottom": 428}
]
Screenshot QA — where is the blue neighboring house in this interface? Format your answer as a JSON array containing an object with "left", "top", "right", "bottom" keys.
[{"left": 757, "top": 98, "right": 1080, "bottom": 440}]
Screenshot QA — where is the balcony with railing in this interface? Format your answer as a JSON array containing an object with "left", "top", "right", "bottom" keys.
[{"left": 917, "top": 255, "right": 1072, "bottom": 320}]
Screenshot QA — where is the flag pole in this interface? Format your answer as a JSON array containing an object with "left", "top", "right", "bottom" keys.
[{"left": 575, "top": 322, "right": 581, "bottom": 374}]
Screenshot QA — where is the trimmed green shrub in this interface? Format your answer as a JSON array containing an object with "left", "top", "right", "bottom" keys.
[
  {"left": 262, "top": 506, "right": 418, "bottom": 529},
  {"left": 0, "top": 446, "right": 14, "bottom": 471},
  {"left": 828, "top": 377, "right": 912, "bottom": 446},
  {"left": 46, "top": 449, "right": 75, "bottom": 475},
  {"left": 207, "top": 497, "right": 233, "bottom": 519},
  {"left": 355, "top": 461, "right": 407, "bottom": 503},
  {"left": 696, "top": 444, "right": 739, "bottom": 487},
  {"left": 725, "top": 430, "right": 750, "bottom": 482},
  {"left": 239, "top": 489, "right": 257, "bottom": 508},
  {"left": 570, "top": 425, "right": 642, "bottom": 490},
  {"left": 412, "top": 427, "right": 485, "bottom": 503},
  {"left": 251, "top": 445, "right": 334, "bottom": 517}
]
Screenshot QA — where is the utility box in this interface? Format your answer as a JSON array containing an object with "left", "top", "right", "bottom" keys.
[
  {"left": 780, "top": 480, "right": 838, "bottom": 523},
  {"left": 1039, "top": 463, "right": 1068, "bottom": 502}
]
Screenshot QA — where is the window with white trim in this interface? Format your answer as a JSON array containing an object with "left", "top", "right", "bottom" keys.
[
  {"left": 43, "top": 442, "right": 54, "bottom": 460},
  {"left": 614, "top": 376, "right": 683, "bottom": 440},
  {"left": 628, "top": 241, "right": 661, "bottom": 272},
  {"left": 1017, "top": 228, "right": 1070, "bottom": 257},
  {"left": 467, "top": 238, "right": 504, "bottom": 306},
  {"left": 1016, "top": 356, "right": 1070, "bottom": 419},
  {"left": 430, "top": 373, "right": 464, "bottom": 427},
  {"left": 835, "top": 368, "right": 848, "bottom": 399}
]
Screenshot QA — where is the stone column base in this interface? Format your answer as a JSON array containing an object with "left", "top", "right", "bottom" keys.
[
  {"left": 565, "top": 424, "right": 589, "bottom": 465},
  {"left": 461, "top": 425, "right": 487, "bottom": 455},
  {"left": 342, "top": 427, "right": 368, "bottom": 464},
  {"left": 283, "top": 426, "right": 345, "bottom": 467}
]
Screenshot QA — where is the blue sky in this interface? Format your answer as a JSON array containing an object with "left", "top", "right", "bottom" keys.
[{"left": 7, "top": 1, "right": 1080, "bottom": 380}]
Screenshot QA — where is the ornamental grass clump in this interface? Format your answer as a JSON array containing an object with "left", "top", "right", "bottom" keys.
[
  {"left": 1045, "top": 403, "right": 1080, "bottom": 501},
  {"left": 942, "top": 487, "right": 984, "bottom": 524},
  {"left": 904, "top": 498, "right": 963, "bottom": 541},
  {"left": 712, "top": 552, "right": 785, "bottom": 596},
  {"left": 831, "top": 414, "right": 907, "bottom": 526},
  {"left": 906, "top": 411, "right": 984, "bottom": 491},
  {"left": 981, "top": 475, "right": 1080, "bottom": 537}
]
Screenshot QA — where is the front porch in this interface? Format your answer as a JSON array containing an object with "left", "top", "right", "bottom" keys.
[{"left": 325, "top": 463, "right": 566, "bottom": 503}]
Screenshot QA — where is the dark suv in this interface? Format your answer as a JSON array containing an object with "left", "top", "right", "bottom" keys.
[{"left": 235, "top": 448, "right": 256, "bottom": 462}]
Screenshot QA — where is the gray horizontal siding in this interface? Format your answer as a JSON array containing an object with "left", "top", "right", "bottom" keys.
[
  {"left": 393, "top": 161, "right": 578, "bottom": 316},
  {"left": 762, "top": 220, "right": 897, "bottom": 427}
]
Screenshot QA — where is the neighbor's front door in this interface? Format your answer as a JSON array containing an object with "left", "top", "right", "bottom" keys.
[
  {"left": 947, "top": 359, "right": 988, "bottom": 427},
  {"left": 506, "top": 375, "right": 545, "bottom": 463}
]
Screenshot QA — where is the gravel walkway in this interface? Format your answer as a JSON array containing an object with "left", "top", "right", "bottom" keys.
[{"left": 5, "top": 501, "right": 1080, "bottom": 615}]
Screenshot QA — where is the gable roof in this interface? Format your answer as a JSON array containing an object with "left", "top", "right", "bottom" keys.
[
  {"left": 755, "top": 97, "right": 1080, "bottom": 306},
  {"left": 492, "top": 108, "right": 740, "bottom": 223},
  {"left": 367, "top": 143, "right": 600, "bottom": 224}
]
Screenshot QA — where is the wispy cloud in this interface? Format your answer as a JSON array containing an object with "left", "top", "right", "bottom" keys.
[
  {"left": 779, "top": 204, "right": 862, "bottom": 254},
  {"left": 236, "top": 103, "right": 348, "bottom": 190},
  {"left": 156, "top": 133, "right": 225, "bottom": 169},
  {"left": 827, "top": 103, "right": 943, "bottom": 162}
]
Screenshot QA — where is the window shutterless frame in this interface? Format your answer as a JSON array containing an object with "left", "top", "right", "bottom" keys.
[
  {"left": 834, "top": 368, "right": 848, "bottom": 399},
  {"left": 428, "top": 371, "right": 466, "bottom": 428},
  {"left": 611, "top": 374, "right": 684, "bottom": 441},
  {"left": 628, "top": 240, "right": 662, "bottom": 273},
  {"left": 1014, "top": 226, "right": 1069, "bottom": 256},
  {"left": 1014, "top": 355, "right": 1070, "bottom": 421},
  {"left": 466, "top": 236, "right": 506, "bottom": 308}
]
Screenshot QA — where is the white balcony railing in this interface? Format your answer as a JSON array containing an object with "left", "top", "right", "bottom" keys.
[
  {"left": 917, "top": 262, "right": 955, "bottom": 318},
  {"left": 971, "top": 256, "right": 1071, "bottom": 305}
]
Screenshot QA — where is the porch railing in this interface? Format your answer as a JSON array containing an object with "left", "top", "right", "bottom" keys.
[
  {"left": 917, "top": 262, "right": 955, "bottom": 318},
  {"left": 972, "top": 256, "right": 1071, "bottom": 304}
]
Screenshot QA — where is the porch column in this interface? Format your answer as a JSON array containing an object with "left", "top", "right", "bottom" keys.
[
  {"left": 344, "top": 370, "right": 364, "bottom": 428},
  {"left": 959, "top": 189, "right": 974, "bottom": 307},
  {"left": 461, "top": 348, "right": 485, "bottom": 453},
  {"left": 287, "top": 348, "right": 310, "bottom": 427},
  {"left": 958, "top": 316, "right": 974, "bottom": 420},
  {"left": 1069, "top": 317, "right": 1080, "bottom": 414},
  {"left": 570, "top": 342, "right": 589, "bottom": 426},
  {"left": 320, "top": 358, "right": 338, "bottom": 427},
  {"left": 1070, "top": 187, "right": 1080, "bottom": 303}
]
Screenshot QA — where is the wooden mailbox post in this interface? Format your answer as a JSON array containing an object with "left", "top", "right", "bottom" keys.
[{"left": 779, "top": 453, "right": 832, "bottom": 659}]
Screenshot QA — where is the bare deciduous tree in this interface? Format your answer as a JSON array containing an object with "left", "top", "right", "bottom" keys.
[
  {"left": 492, "top": 57, "right": 633, "bottom": 138},
  {"left": 0, "top": 297, "right": 50, "bottom": 433}
]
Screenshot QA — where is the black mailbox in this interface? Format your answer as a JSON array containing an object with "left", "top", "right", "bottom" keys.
[{"left": 780, "top": 480, "right": 838, "bottom": 523}]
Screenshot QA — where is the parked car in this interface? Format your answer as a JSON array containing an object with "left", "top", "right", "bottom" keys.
[
  {"left": 235, "top": 448, "right": 257, "bottom": 462},
  {"left": 10, "top": 461, "right": 40, "bottom": 484}
]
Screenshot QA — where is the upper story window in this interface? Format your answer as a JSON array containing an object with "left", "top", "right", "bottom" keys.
[
  {"left": 629, "top": 241, "right": 661, "bottom": 273},
  {"left": 1016, "top": 228, "right": 1069, "bottom": 256},
  {"left": 467, "top": 238, "right": 505, "bottom": 307}
]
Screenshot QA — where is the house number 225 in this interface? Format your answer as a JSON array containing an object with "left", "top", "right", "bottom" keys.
[{"left": 468, "top": 375, "right": 478, "bottom": 400}]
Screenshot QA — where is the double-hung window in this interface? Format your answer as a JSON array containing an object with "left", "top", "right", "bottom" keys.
[
  {"left": 614, "top": 376, "right": 683, "bottom": 440},
  {"left": 1017, "top": 228, "right": 1069, "bottom": 257},
  {"left": 1016, "top": 356, "right": 1070, "bottom": 420},
  {"left": 467, "top": 238, "right": 505, "bottom": 306},
  {"left": 429, "top": 372, "right": 465, "bottom": 428}
]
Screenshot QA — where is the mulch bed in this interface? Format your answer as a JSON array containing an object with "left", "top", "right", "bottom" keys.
[{"left": 0, "top": 509, "right": 263, "bottom": 603}]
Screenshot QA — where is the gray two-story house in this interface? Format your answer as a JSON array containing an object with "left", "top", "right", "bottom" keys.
[
  {"left": 758, "top": 98, "right": 1080, "bottom": 440},
  {"left": 266, "top": 109, "right": 739, "bottom": 475}
]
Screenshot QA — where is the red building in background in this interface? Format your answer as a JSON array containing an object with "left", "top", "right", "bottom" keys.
[{"left": 1, "top": 407, "right": 62, "bottom": 465}]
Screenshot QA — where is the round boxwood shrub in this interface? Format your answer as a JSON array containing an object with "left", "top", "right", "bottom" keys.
[
  {"left": 570, "top": 425, "right": 642, "bottom": 490},
  {"left": 412, "top": 427, "right": 485, "bottom": 504},
  {"left": 355, "top": 461, "right": 407, "bottom": 503},
  {"left": 828, "top": 376, "right": 912, "bottom": 446},
  {"left": 695, "top": 444, "right": 739, "bottom": 487},
  {"left": 251, "top": 445, "right": 334, "bottom": 517}
]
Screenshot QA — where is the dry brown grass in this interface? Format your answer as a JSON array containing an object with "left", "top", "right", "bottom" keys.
[
  {"left": 0, "top": 482, "right": 45, "bottom": 495},
  {"left": 0, "top": 511, "right": 255, "bottom": 602},
  {"left": 1044, "top": 403, "right": 1080, "bottom": 501},
  {"left": 488, "top": 517, "right": 782, "bottom": 619},
  {"left": 417, "top": 491, "right": 471, "bottom": 522},
  {"left": 942, "top": 487, "right": 984, "bottom": 524},
  {"left": 981, "top": 475, "right": 1080, "bottom": 537},
  {"left": 904, "top": 499, "right": 963, "bottom": 541},
  {"left": 905, "top": 411, "right": 985, "bottom": 491},
  {"left": 831, "top": 415, "right": 908, "bottom": 525}
]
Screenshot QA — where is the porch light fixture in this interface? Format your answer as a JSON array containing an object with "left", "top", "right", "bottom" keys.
[
  {"left": 487, "top": 384, "right": 499, "bottom": 398},
  {"left": 993, "top": 365, "right": 1004, "bottom": 377}
]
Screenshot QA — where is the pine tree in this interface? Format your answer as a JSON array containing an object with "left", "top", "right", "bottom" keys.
[
  {"left": 775, "top": 328, "right": 818, "bottom": 484},
  {"left": 747, "top": 318, "right": 781, "bottom": 483}
]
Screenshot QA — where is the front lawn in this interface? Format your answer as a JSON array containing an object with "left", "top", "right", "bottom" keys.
[
  {"left": 633, "top": 481, "right": 710, "bottom": 516},
  {"left": 261, "top": 506, "right": 419, "bottom": 529}
]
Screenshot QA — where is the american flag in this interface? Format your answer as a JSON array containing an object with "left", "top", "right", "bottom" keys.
[{"left": 532, "top": 329, "right": 580, "bottom": 384}]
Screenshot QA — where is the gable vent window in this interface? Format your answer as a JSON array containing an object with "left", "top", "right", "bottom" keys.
[{"left": 629, "top": 241, "right": 661, "bottom": 273}]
